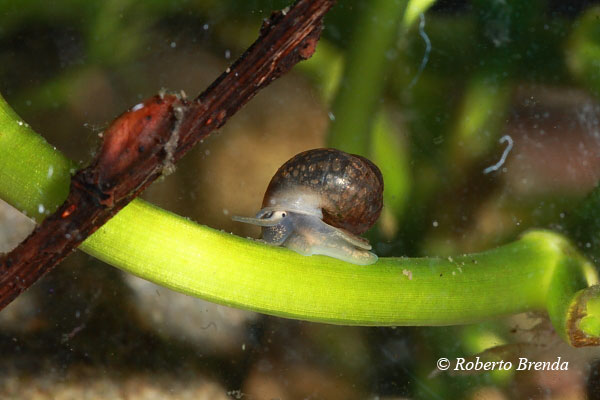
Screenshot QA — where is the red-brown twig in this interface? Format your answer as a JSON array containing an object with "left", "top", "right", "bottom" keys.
[{"left": 0, "top": 0, "right": 336, "bottom": 310}]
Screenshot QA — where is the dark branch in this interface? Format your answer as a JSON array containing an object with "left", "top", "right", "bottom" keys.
[{"left": 0, "top": 0, "right": 336, "bottom": 310}]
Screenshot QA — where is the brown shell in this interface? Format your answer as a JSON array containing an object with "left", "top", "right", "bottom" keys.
[{"left": 262, "top": 148, "right": 384, "bottom": 235}]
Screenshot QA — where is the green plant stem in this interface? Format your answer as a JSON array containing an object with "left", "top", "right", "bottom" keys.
[
  {"left": 1, "top": 95, "right": 600, "bottom": 344},
  {"left": 327, "top": 0, "right": 407, "bottom": 154},
  {"left": 0, "top": 98, "right": 73, "bottom": 219}
]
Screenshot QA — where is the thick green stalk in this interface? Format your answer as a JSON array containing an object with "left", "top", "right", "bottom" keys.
[
  {"left": 1, "top": 95, "right": 600, "bottom": 345},
  {"left": 84, "top": 217, "right": 591, "bottom": 327},
  {"left": 0, "top": 97, "right": 73, "bottom": 219}
]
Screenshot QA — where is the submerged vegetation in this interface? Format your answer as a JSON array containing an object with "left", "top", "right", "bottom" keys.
[{"left": 2, "top": 0, "right": 600, "bottom": 398}]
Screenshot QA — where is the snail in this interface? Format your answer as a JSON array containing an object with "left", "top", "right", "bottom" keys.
[{"left": 233, "top": 148, "right": 384, "bottom": 265}]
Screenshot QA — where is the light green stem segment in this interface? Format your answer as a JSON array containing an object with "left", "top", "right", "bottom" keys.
[
  {"left": 0, "top": 95, "right": 599, "bottom": 340},
  {"left": 0, "top": 100, "right": 73, "bottom": 219},
  {"left": 85, "top": 216, "right": 594, "bottom": 327}
]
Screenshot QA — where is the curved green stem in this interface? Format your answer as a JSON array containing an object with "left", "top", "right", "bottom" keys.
[
  {"left": 85, "top": 216, "right": 594, "bottom": 328},
  {"left": 1, "top": 94, "right": 600, "bottom": 345},
  {"left": 0, "top": 99, "right": 73, "bottom": 219}
]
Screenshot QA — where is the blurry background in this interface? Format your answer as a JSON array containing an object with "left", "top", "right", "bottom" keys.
[{"left": 2, "top": 0, "right": 600, "bottom": 398}]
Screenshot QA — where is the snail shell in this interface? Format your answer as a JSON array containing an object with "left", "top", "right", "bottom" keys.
[{"left": 233, "top": 148, "right": 384, "bottom": 265}]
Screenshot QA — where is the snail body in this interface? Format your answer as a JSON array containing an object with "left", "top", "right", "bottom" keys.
[{"left": 233, "top": 148, "right": 383, "bottom": 265}]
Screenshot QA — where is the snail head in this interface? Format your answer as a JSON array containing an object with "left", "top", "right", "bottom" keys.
[{"left": 233, "top": 207, "right": 311, "bottom": 245}]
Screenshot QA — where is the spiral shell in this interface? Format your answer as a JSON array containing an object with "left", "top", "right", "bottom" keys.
[
  {"left": 233, "top": 148, "right": 384, "bottom": 265},
  {"left": 263, "top": 148, "right": 383, "bottom": 235}
]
